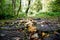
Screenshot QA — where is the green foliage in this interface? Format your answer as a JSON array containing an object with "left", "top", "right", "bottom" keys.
[
  {"left": 47, "top": 12, "right": 60, "bottom": 16},
  {"left": 30, "top": 0, "right": 42, "bottom": 12},
  {"left": 18, "top": 12, "right": 27, "bottom": 18},
  {"left": 0, "top": 0, "right": 60, "bottom": 20},
  {"left": 34, "top": 12, "right": 60, "bottom": 20},
  {"left": 0, "top": 0, "right": 14, "bottom": 19},
  {"left": 0, "top": 13, "right": 14, "bottom": 19},
  {"left": 50, "top": 0, "right": 60, "bottom": 12}
]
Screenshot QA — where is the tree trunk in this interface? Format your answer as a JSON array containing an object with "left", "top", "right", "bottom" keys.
[
  {"left": 12, "top": 0, "right": 16, "bottom": 15},
  {"left": 25, "top": 0, "right": 31, "bottom": 16},
  {"left": 17, "top": 0, "right": 21, "bottom": 16},
  {"left": 0, "top": 0, "right": 5, "bottom": 14}
]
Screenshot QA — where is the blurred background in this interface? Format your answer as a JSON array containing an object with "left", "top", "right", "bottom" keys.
[{"left": 0, "top": 0, "right": 60, "bottom": 20}]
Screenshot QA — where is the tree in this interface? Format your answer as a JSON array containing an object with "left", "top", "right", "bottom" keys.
[
  {"left": 17, "top": 0, "right": 22, "bottom": 16},
  {"left": 50, "top": 0, "right": 60, "bottom": 12},
  {"left": 32, "top": 0, "right": 42, "bottom": 12},
  {"left": 25, "top": 0, "right": 31, "bottom": 16},
  {"left": 0, "top": 0, "right": 14, "bottom": 19},
  {"left": 0, "top": 0, "right": 5, "bottom": 14},
  {"left": 29, "top": 0, "right": 42, "bottom": 13},
  {"left": 12, "top": 0, "right": 16, "bottom": 15}
]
